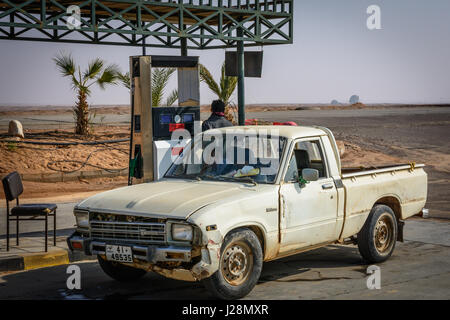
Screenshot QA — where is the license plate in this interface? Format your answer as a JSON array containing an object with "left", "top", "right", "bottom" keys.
[{"left": 105, "top": 245, "right": 133, "bottom": 263}]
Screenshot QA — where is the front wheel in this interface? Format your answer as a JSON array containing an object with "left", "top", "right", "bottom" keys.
[
  {"left": 357, "top": 205, "right": 398, "bottom": 263},
  {"left": 97, "top": 255, "right": 147, "bottom": 282},
  {"left": 202, "top": 228, "right": 263, "bottom": 300}
]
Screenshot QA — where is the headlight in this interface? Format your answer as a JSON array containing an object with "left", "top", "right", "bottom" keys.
[
  {"left": 172, "top": 224, "right": 193, "bottom": 241},
  {"left": 74, "top": 209, "right": 89, "bottom": 229}
]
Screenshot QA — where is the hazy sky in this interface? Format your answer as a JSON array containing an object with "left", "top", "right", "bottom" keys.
[{"left": 0, "top": 0, "right": 449, "bottom": 106}]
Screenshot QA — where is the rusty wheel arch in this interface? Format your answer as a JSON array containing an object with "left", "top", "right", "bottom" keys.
[
  {"left": 375, "top": 196, "right": 402, "bottom": 220},
  {"left": 224, "top": 226, "right": 266, "bottom": 259}
]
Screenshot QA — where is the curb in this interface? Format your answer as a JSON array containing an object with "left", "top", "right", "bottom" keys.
[
  {"left": 0, "top": 249, "right": 96, "bottom": 272},
  {"left": 20, "top": 169, "right": 128, "bottom": 183}
]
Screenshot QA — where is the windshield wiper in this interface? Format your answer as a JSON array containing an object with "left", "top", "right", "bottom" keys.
[
  {"left": 235, "top": 177, "right": 258, "bottom": 186},
  {"left": 221, "top": 176, "right": 258, "bottom": 186},
  {"left": 166, "top": 174, "right": 202, "bottom": 181},
  {"left": 199, "top": 175, "right": 257, "bottom": 186}
]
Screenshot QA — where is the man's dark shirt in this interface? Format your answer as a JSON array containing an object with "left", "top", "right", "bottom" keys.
[{"left": 202, "top": 113, "right": 233, "bottom": 132}]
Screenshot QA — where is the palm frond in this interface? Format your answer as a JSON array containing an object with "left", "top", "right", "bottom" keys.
[
  {"left": 53, "top": 52, "right": 76, "bottom": 78},
  {"left": 83, "top": 58, "right": 104, "bottom": 81},
  {"left": 220, "top": 63, "right": 230, "bottom": 102},
  {"left": 152, "top": 68, "right": 176, "bottom": 107},
  {"left": 151, "top": 68, "right": 164, "bottom": 107},
  {"left": 200, "top": 62, "right": 237, "bottom": 104},
  {"left": 96, "top": 64, "right": 120, "bottom": 90},
  {"left": 199, "top": 64, "right": 221, "bottom": 97},
  {"left": 118, "top": 72, "right": 131, "bottom": 90},
  {"left": 224, "top": 78, "right": 238, "bottom": 104},
  {"left": 165, "top": 89, "right": 178, "bottom": 106},
  {"left": 221, "top": 62, "right": 238, "bottom": 103},
  {"left": 70, "top": 75, "right": 81, "bottom": 92}
]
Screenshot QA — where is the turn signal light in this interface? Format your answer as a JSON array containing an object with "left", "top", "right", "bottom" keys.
[{"left": 72, "top": 241, "right": 83, "bottom": 250}]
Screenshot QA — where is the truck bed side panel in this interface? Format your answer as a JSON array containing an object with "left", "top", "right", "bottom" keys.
[{"left": 340, "top": 167, "right": 427, "bottom": 239}]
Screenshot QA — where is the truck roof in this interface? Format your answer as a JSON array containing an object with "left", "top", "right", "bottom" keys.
[{"left": 211, "top": 125, "right": 327, "bottom": 139}]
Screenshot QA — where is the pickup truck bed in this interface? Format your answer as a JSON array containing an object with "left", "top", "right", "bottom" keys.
[{"left": 340, "top": 163, "right": 427, "bottom": 239}]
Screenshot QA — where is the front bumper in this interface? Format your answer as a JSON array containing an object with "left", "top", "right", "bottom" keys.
[
  {"left": 67, "top": 228, "right": 223, "bottom": 282},
  {"left": 67, "top": 233, "right": 191, "bottom": 263}
]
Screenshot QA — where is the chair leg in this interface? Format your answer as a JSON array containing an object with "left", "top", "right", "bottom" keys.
[
  {"left": 45, "top": 213, "right": 48, "bottom": 252},
  {"left": 53, "top": 210, "right": 56, "bottom": 246},
  {"left": 6, "top": 212, "right": 9, "bottom": 252},
  {"left": 16, "top": 216, "right": 19, "bottom": 246}
]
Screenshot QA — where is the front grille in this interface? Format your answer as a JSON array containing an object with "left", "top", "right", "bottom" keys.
[
  {"left": 90, "top": 220, "right": 166, "bottom": 244},
  {"left": 90, "top": 212, "right": 164, "bottom": 224}
]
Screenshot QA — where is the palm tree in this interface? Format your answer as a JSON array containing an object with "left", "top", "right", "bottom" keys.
[
  {"left": 118, "top": 68, "right": 178, "bottom": 107},
  {"left": 199, "top": 62, "right": 238, "bottom": 124},
  {"left": 53, "top": 53, "right": 120, "bottom": 136}
]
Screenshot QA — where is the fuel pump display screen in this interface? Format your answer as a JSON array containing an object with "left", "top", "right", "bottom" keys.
[
  {"left": 152, "top": 107, "right": 200, "bottom": 140},
  {"left": 183, "top": 114, "right": 194, "bottom": 123},
  {"left": 160, "top": 114, "right": 172, "bottom": 124}
]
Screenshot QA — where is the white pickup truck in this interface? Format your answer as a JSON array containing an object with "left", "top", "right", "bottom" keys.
[{"left": 68, "top": 126, "right": 427, "bottom": 299}]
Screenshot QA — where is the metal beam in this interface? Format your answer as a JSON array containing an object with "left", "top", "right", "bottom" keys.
[
  {"left": 0, "top": 0, "right": 294, "bottom": 50},
  {"left": 237, "top": 26, "right": 245, "bottom": 126}
]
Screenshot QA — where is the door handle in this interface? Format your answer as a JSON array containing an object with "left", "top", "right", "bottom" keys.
[{"left": 322, "top": 183, "right": 334, "bottom": 190}]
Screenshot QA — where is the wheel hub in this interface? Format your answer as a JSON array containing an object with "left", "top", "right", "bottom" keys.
[
  {"left": 374, "top": 214, "right": 393, "bottom": 253},
  {"left": 221, "top": 242, "right": 253, "bottom": 286},
  {"left": 227, "top": 248, "right": 247, "bottom": 277},
  {"left": 376, "top": 221, "right": 388, "bottom": 244}
]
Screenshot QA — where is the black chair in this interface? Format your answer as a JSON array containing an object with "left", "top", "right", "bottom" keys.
[{"left": 2, "top": 172, "right": 57, "bottom": 252}]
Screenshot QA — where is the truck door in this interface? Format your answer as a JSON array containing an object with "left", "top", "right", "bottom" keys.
[{"left": 279, "top": 137, "right": 338, "bottom": 253}]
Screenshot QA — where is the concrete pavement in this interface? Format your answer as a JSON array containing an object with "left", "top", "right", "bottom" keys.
[
  {"left": 0, "top": 217, "right": 448, "bottom": 300},
  {"left": 0, "top": 200, "right": 94, "bottom": 271}
]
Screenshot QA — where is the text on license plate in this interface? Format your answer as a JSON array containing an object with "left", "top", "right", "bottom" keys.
[{"left": 105, "top": 245, "right": 133, "bottom": 263}]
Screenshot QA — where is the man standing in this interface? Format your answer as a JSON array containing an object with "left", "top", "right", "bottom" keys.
[{"left": 202, "top": 100, "right": 233, "bottom": 132}]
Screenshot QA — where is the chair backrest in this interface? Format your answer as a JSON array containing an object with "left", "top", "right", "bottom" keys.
[
  {"left": 294, "top": 149, "right": 311, "bottom": 172},
  {"left": 2, "top": 171, "right": 23, "bottom": 201}
]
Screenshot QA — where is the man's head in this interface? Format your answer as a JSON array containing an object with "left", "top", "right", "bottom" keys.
[{"left": 211, "top": 100, "right": 226, "bottom": 113}]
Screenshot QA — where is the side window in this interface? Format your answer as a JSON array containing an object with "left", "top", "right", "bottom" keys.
[
  {"left": 284, "top": 154, "right": 299, "bottom": 183},
  {"left": 295, "top": 140, "right": 327, "bottom": 178}
]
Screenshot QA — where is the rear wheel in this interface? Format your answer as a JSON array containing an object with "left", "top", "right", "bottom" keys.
[
  {"left": 202, "top": 228, "right": 263, "bottom": 300},
  {"left": 357, "top": 205, "right": 398, "bottom": 263},
  {"left": 97, "top": 255, "right": 147, "bottom": 282}
]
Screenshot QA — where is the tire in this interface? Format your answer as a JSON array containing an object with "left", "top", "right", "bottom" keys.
[
  {"left": 357, "top": 205, "right": 398, "bottom": 263},
  {"left": 97, "top": 255, "right": 147, "bottom": 282},
  {"left": 202, "top": 228, "right": 263, "bottom": 300}
]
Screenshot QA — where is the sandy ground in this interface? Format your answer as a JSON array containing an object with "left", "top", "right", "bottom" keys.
[
  {"left": 18, "top": 176, "right": 129, "bottom": 200},
  {"left": 0, "top": 127, "right": 129, "bottom": 174}
]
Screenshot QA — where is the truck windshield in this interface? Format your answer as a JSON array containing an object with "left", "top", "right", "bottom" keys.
[{"left": 165, "top": 132, "right": 287, "bottom": 184}]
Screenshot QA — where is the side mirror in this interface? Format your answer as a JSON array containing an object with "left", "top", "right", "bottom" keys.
[{"left": 301, "top": 169, "right": 319, "bottom": 182}]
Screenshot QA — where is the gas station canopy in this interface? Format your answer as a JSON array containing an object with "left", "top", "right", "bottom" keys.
[{"left": 0, "top": 0, "right": 293, "bottom": 49}]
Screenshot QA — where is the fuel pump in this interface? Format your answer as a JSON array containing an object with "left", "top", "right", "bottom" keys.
[{"left": 128, "top": 55, "right": 200, "bottom": 185}]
